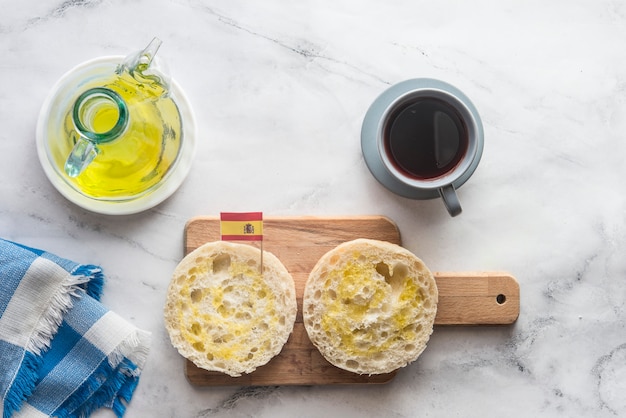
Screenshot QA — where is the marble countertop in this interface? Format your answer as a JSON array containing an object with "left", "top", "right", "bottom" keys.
[{"left": 2, "top": 1, "right": 626, "bottom": 417}]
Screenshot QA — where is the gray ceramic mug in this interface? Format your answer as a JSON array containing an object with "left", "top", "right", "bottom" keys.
[{"left": 361, "top": 78, "right": 484, "bottom": 217}]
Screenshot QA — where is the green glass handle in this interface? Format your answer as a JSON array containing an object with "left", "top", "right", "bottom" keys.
[{"left": 65, "top": 137, "right": 98, "bottom": 178}]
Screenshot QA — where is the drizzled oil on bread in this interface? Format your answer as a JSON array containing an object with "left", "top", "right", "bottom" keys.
[
  {"left": 164, "top": 241, "right": 297, "bottom": 377},
  {"left": 303, "top": 239, "right": 438, "bottom": 375}
]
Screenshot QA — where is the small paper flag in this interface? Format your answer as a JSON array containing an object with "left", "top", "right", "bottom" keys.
[{"left": 220, "top": 212, "right": 263, "bottom": 241}]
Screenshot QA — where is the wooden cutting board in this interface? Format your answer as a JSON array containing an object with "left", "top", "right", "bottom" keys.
[{"left": 182, "top": 216, "right": 520, "bottom": 386}]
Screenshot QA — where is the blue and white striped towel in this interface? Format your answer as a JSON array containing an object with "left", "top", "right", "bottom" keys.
[{"left": 0, "top": 239, "right": 150, "bottom": 418}]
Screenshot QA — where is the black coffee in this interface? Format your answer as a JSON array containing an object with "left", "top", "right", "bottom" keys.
[{"left": 384, "top": 97, "right": 468, "bottom": 179}]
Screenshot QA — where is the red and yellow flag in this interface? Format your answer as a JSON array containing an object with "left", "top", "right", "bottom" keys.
[{"left": 220, "top": 212, "right": 263, "bottom": 241}]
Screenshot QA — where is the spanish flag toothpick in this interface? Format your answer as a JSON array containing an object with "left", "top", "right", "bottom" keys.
[
  {"left": 220, "top": 212, "right": 263, "bottom": 241},
  {"left": 220, "top": 212, "right": 264, "bottom": 271}
]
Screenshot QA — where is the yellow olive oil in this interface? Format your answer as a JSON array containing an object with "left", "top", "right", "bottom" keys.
[
  {"left": 55, "top": 69, "right": 182, "bottom": 200},
  {"left": 83, "top": 100, "right": 120, "bottom": 134}
]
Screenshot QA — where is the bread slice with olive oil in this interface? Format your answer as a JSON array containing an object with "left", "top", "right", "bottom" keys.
[
  {"left": 303, "top": 239, "right": 438, "bottom": 375},
  {"left": 164, "top": 241, "right": 297, "bottom": 377}
]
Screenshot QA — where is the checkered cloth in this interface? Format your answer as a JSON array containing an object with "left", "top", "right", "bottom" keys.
[{"left": 0, "top": 239, "right": 150, "bottom": 417}]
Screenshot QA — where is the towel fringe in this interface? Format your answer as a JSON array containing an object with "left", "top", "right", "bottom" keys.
[
  {"left": 25, "top": 273, "right": 91, "bottom": 356},
  {"left": 71, "top": 264, "right": 105, "bottom": 301},
  {"left": 56, "top": 356, "right": 145, "bottom": 418},
  {"left": 3, "top": 351, "right": 41, "bottom": 418},
  {"left": 107, "top": 329, "right": 152, "bottom": 376},
  {"left": 53, "top": 330, "right": 151, "bottom": 417}
]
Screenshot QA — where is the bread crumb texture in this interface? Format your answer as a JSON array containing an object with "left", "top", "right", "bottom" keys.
[
  {"left": 303, "top": 239, "right": 438, "bottom": 375},
  {"left": 164, "top": 241, "right": 297, "bottom": 377}
]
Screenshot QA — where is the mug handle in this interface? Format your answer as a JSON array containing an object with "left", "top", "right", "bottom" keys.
[{"left": 439, "top": 185, "right": 462, "bottom": 217}]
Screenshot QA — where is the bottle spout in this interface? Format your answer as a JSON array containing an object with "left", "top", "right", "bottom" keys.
[
  {"left": 118, "top": 37, "right": 171, "bottom": 91},
  {"left": 136, "top": 37, "right": 162, "bottom": 70}
]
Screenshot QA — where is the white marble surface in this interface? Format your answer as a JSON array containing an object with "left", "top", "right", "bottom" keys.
[{"left": 2, "top": 0, "right": 626, "bottom": 416}]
